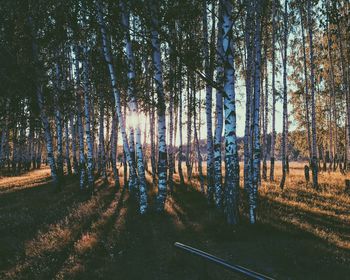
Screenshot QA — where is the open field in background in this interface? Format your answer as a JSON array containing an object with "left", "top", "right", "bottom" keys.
[{"left": 0, "top": 161, "right": 349, "bottom": 279}]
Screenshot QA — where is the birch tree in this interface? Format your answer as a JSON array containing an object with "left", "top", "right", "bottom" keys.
[
  {"left": 150, "top": 0, "right": 168, "bottom": 211},
  {"left": 307, "top": 0, "right": 318, "bottom": 189},
  {"left": 29, "top": 15, "right": 60, "bottom": 190},
  {"left": 222, "top": 0, "right": 239, "bottom": 225}
]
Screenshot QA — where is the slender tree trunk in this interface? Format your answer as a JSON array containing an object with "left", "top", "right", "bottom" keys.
[
  {"left": 123, "top": 104, "right": 128, "bottom": 188},
  {"left": 244, "top": 0, "right": 253, "bottom": 192},
  {"left": 65, "top": 118, "right": 72, "bottom": 176},
  {"left": 193, "top": 77, "right": 205, "bottom": 193},
  {"left": 168, "top": 58, "right": 175, "bottom": 193},
  {"left": 203, "top": 0, "right": 214, "bottom": 201},
  {"left": 270, "top": 0, "right": 276, "bottom": 181},
  {"left": 222, "top": 0, "right": 239, "bottom": 225},
  {"left": 280, "top": 0, "right": 288, "bottom": 190},
  {"left": 82, "top": 46, "right": 95, "bottom": 192},
  {"left": 54, "top": 61, "right": 64, "bottom": 180},
  {"left": 70, "top": 112, "right": 78, "bottom": 175},
  {"left": 150, "top": 90, "right": 157, "bottom": 186},
  {"left": 0, "top": 99, "right": 9, "bottom": 168},
  {"left": 262, "top": 44, "right": 268, "bottom": 181},
  {"left": 307, "top": 0, "right": 318, "bottom": 189},
  {"left": 77, "top": 90, "right": 86, "bottom": 189},
  {"left": 250, "top": 0, "right": 262, "bottom": 224},
  {"left": 178, "top": 63, "right": 185, "bottom": 186},
  {"left": 186, "top": 73, "right": 192, "bottom": 181},
  {"left": 98, "top": 91, "right": 107, "bottom": 184},
  {"left": 214, "top": 2, "right": 224, "bottom": 209},
  {"left": 168, "top": 79, "right": 175, "bottom": 192},
  {"left": 128, "top": 128, "right": 136, "bottom": 188},
  {"left": 29, "top": 16, "right": 59, "bottom": 189},
  {"left": 326, "top": 16, "right": 338, "bottom": 170},
  {"left": 335, "top": 11, "right": 350, "bottom": 170},
  {"left": 36, "top": 130, "right": 42, "bottom": 168},
  {"left": 111, "top": 109, "right": 120, "bottom": 189},
  {"left": 300, "top": 5, "right": 312, "bottom": 163},
  {"left": 150, "top": 0, "right": 167, "bottom": 211}
]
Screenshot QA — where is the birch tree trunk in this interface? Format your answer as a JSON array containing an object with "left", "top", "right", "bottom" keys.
[
  {"left": 186, "top": 74, "right": 192, "bottom": 181},
  {"left": 82, "top": 46, "right": 95, "bottom": 192},
  {"left": 150, "top": 90, "right": 157, "bottom": 186},
  {"left": 203, "top": 0, "right": 214, "bottom": 201},
  {"left": 262, "top": 44, "right": 268, "bottom": 181},
  {"left": 150, "top": 0, "right": 167, "bottom": 211},
  {"left": 29, "top": 16, "right": 59, "bottom": 189},
  {"left": 214, "top": 2, "right": 224, "bottom": 208},
  {"left": 69, "top": 112, "right": 79, "bottom": 175},
  {"left": 280, "top": 0, "right": 288, "bottom": 190},
  {"left": 77, "top": 88, "right": 86, "bottom": 189},
  {"left": 326, "top": 14, "right": 338, "bottom": 170},
  {"left": 74, "top": 44, "right": 87, "bottom": 190},
  {"left": 128, "top": 128, "right": 136, "bottom": 189},
  {"left": 65, "top": 118, "right": 72, "bottom": 176},
  {"left": 178, "top": 63, "right": 185, "bottom": 186},
  {"left": 335, "top": 10, "right": 350, "bottom": 170},
  {"left": 168, "top": 45, "right": 175, "bottom": 193},
  {"left": 249, "top": 0, "right": 262, "bottom": 224},
  {"left": 111, "top": 109, "right": 120, "bottom": 189},
  {"left": 244, "top": 0, "right": 253, "bottom": 192},
  {"left": 193, "top": 77, "right": 205, "bottom": 193},
  {"left": 98, "top": 91, "right": 107, "bottom": 184},
  {"left": 307, "top": 0, "right": 318, "bottom": 189},
  {"left": 222, "top": 0, "right": 239, "bottom": 225},
  {"left": 0, "top": 99, "right": 9, "bottom": 168},
  {"left": 299, "top": 4, "right": 312, "bottom": 163},
  {"left": 270, "top": 0, "right": 276, "bottom": 181},
  {"left": 54, "top": 62, "right": 64, "bottom": 180}
]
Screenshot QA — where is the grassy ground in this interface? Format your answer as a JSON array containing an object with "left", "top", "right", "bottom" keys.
[{"left": 0, "top": 162, "right": 349, "bottom": 279}]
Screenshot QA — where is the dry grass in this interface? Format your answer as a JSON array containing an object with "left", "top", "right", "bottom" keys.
[
  {"left": 0, "top": 162, "right": 349, "bottom": 279},
  {"left": 257, "top": 162, "right": 350, "bottom": 251}
]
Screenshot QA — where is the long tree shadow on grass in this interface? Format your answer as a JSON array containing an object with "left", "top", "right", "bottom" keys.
[{"left": 0, "top": 173, "right": 119, "bottom": 278}]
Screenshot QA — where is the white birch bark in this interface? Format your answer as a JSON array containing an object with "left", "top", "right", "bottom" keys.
[
  {"left": 178, "top": 64, "right": 185, "bottom": 186},
  {"left": 214, "top": 2, "right": 224, "bottom": 208},
  {"left": 98, "top": 91, "right": 107, "bottom": 184},
  {"left": 270, "top": 0, "right": 276, "bottom": 181},
  {"left": 65, "top": 118, "right": 72, "bottom": 175},
  {"left": 74, "top": 45, "right": 86, "bottom": 190},
  {"left": 69, "top": 112, "right": 79, "bottom": 175},
  {"left": 222, "top": 0, "right": 239, "bottom": 225},
  {"left": 307, "top": 0, "right": 318, "bottom": 189},
  {"left": 244, "top": 0, "right": 253, "bottom": 192},
  {"left": 299, "top": 4, "right": 312, "bottom": 162},
  {"left": 29, "top": 16, "right": 59, "bottom": 189},
  {"left": 280, "top": 0, "right": 288, "bottom": 190},
  {"left": 250, "top": 0, "right": 262, "bottom": 224},
  {"left": 54, "top": 61, "right": 64, "bottom": 179},
  {"left": 111, "top": 109, "right": 120, "bottom": 189},
  {"left": 82, "top": 46, "right": 95, "bottom": 191},
  {"left": 203, "top": 0, "right": 214, "bottom": 201},
  {"left": 150, "top": 0, "right": 167, "bottom": 211}
]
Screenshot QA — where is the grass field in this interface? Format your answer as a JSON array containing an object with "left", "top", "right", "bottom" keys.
[{"left": 0, "top": 162, "right": 349, "bottom": 279}]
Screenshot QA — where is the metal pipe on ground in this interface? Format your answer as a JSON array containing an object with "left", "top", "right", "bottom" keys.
[{"left": 174, "top": 242, "right": 275, "bottom": 280}]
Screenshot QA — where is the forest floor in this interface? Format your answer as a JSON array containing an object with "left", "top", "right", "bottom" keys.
[{"left": 0, "top": 162, "right": 350, "bottom": 279}]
